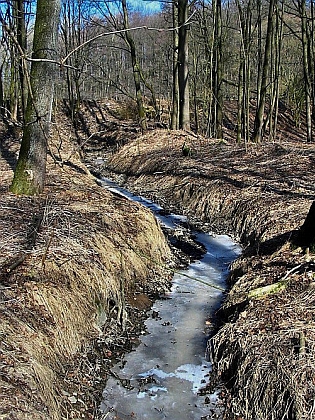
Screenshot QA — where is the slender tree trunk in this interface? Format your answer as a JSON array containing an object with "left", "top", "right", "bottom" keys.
[
  {"left": 178, "top": 0, "right": 190, "bottom": 130},
  {"left": 122, "top": 0, "right": 147, "bottom": 132},
  {"left": 0, "top": 63, "right": 4, "bottom": 117},
  {"left": 236, "top": 0, "right": 252, "bottom": 143},
  {"left": 237, "top": 57, "right": 243, "bottom": 143},
  {"left": 268, "top": 0, "right": 283, "bottom": 141},
  {"left": 171, "top": 0, "right": 179, "bottom": 130},
  {"left": 310, "top": 1, "right": 315, "bottom": 123},
  {"left": 201, "top": 1, "right": 215, "bottom": 137},
  {"left": 10, "top": 0, "right": 61, "bottom": 195},
  {"left": 256, "top": 0, "right": 262, "bottom": 110},
  {"left": 300, "top": 0, "right": 313, "bottom": 142},
  {"left": 253, "top": 0, "right": 276, "bottom": 143},
  {"left": 9, "top": 42, "right": 19, "bottom": 121},
  {"left": 214, "top": 0, "right": 223, "bottom": 138},
  {"left": 13, "top": 0, "right": 27, "bottom": 119}
]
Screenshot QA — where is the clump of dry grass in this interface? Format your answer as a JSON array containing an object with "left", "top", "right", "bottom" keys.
[
  {"left": 0, "top": 125, "right": 173, "bottom": 419},
  {"left": 105, "top": 131, "right": 315, "bottom": 420},
  {"left": 209, "top": 259, "right": 315, "bottom": 419}
]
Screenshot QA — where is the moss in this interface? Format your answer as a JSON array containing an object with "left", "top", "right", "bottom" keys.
[{"left": 10, "top": 166, "right": 40, "bottom": 195}]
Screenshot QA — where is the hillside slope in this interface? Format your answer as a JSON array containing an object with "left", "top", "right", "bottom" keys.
[
  {"left": 0, "top": 123, "right": 173, "bottom": 419},
  {"left": 98, "top": 129, "right": 315, "bottom": 419}
]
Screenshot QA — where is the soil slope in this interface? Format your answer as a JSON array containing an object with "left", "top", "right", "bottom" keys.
[
  {"left": 0, "top": 122, "right": 173, "bottom": 419},
  {"left": 98, "top": 129, "right": 315, "bottom": 420},
  {"left": 2, "top": 99, "right": 315, "bottom": 420}
]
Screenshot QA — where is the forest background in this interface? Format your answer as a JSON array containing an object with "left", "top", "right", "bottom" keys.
[
  {"left": 1, "top": 1, "right": 315, "bottom": 419},
  {"left": 0, "top": 0, "right": 314, "bottom": 148}
]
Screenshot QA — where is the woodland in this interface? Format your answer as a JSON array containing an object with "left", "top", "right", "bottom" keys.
[
  {"left": 1, "top": 0, "right": 315, "bottom": 419},
  {"left": 1, "top": 0, "right": 315, "bottom": 145}
]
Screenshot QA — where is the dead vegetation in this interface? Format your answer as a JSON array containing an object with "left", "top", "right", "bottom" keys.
[
  {"left": 0, "top": 119, "right": 173, "bottom": 419},
  {"left": 98, "top": 128, "right": 315, "bottom": 419},
  {"left": 2, "top": 98, "right": 315, "bottom": 419}
]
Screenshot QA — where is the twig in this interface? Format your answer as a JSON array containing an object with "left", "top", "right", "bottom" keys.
[
  {"left": 6, "top": 254, "right": 26, "bottom": 273},
  {"left": 41, "top": 234, "right": 54, "bottom": 269},
  {"left": 248, "top": 264, "right": 302, "bottom": 299}
]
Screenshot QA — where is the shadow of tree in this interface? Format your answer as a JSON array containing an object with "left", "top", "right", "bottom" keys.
[{"left": 0, "top": 126, "right": 19, "bottom": 171}]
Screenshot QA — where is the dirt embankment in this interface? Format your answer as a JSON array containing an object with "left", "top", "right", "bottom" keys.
[
  {"left": 99, "top": 129, "right": 315, "bottom": 420},
  {"left": 0, "top": 124, "right": 173, "bottom": 419},
  {"left": 2, "top": 98, "right": 315, "bottom": 420}
]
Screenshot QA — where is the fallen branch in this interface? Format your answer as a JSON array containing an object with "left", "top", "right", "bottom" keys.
[
  {"left": 248, "top": 264, "right": 302, "bottom": 299},
  {"left": 5, "top": 253, "right": 26, "bottom": 273},
  {"left": 248, "top": 280, "right": 287, "bottom": 299}
]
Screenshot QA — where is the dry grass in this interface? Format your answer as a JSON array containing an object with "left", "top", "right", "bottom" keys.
[
  {"left": 104, "top": 129, "right": 315, "bottom": 420},
  {"left": 2, "top": 99, "right": 315, "bottom": 419},
  {"left": 209, "top": 254, "right": 315, "bottom": 418},
  {"left": 0, "top": 121, "right": 173, "bottom": 419}
]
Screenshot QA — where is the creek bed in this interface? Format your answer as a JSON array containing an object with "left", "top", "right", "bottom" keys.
[{"left": 98, "top": 178, "right": 241, "bottom": 419}]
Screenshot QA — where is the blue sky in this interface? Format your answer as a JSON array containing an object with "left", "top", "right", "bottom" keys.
[{"left": 128, "top": 0, "right": 162, "bottom": 14}]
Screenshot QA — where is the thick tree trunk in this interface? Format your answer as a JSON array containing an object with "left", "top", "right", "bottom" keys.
[
  {"left": 295, "top": 201, "right": 315, "bottom": 249},
  {"left": 10, "top": 0, "right": 61, "bottom": 195}
]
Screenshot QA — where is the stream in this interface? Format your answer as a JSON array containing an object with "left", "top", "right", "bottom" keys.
[{"left": 98, "top": 178, "right": 241, "bottom": 420}]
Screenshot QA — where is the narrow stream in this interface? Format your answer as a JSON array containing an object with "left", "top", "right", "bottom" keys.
[{"left": 98, "top": 178, "right": 241, "bottom": 420}]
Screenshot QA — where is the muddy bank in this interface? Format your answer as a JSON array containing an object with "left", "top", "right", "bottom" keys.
[
  {"left": 100, "top": 130, "right": 315, "bottom": 419},
  {"left": 0, "top": 126, "right": 174, "bottom": 419}
]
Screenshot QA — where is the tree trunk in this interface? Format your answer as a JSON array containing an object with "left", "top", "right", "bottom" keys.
[
  {"left": 13, "top": 0, "right": 27, "bottom": 119},
  {"left": 213, "top": 0, "right": 223, "bottom": 139},
  {"left": 268, "top": 1, "right": 284, "bottom": 142},
  {"left": 0, "top": 63, "right": 4, "bottom": 118},
  {"left": 235, "top": 0, "right": 252, "bottom": 143},
  {"left": 295, "top": 201, "right": 315, "bottom": 249},
  {"left": 178, "top": 0, "right": 190, "bottom": 130},
  {"left": 171, "top": 0, "right": 179, "bottom": 130},
  {"left": 122, "top": 0, "right": 147, "bottom": 132},
  {"left": 300, "top": 0, "right": 313, "bottom": 142},
  {"left": 253, "top": 0, "right": 276, "bottom": 143},
  {"left": 310, "top": 1, "right": 315, "bottom": 124},
  {"left": 10, "top": 0, "right": 61, "bottom": 195}
]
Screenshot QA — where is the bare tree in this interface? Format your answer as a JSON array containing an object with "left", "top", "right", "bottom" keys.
[
  {"left": 171, "top": 0, "right": 179, "bottom": 130},
  {"left": 253, "top": 0, "right": 276, "bottom": 143},
  {"left": 10, "top": 0, "right": 61, "bottom": 195},
  {"left": 213, "top": 0, "right": 223, "bottom": 138},
  {"left": 298, "top": 0, "right": 313, "bottom": 142},
  {"left": 0, "top": 0, "right": 28, "bottom": 121},
  {"left": 177, "top": 0, "right": 190, "bottom": 130},
  {"left": 235, "top": 0, "right": 254, "bottom": 143},
  {"left": 121, "top": 0, "right": 147, "bottom": 131}
]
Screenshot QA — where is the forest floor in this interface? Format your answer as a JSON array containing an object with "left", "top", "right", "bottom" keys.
[
  {"left": 1, "top": 100, "right": 315, "bottom": 420},
  {"left": 0, "top": 111, "right": 175, "bottom": 420},
  {"left": 81, "top": 100, "right": 315, "bottom": 419}
]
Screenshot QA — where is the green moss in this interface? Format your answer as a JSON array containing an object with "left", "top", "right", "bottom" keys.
[{"left": 10, "top": 167, "right": 39, "bottom": 195}]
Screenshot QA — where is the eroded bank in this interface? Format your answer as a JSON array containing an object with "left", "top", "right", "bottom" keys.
[
  {"left": 97, "top": 129, "right": 315, "bottom": 419},
  {"left": 0, "top": 128, "right": 174, "bottom": 420}
]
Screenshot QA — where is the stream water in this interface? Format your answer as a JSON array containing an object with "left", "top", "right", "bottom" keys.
[{"left": 98, "top": 178, "right": 241, "bottom": 420}]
